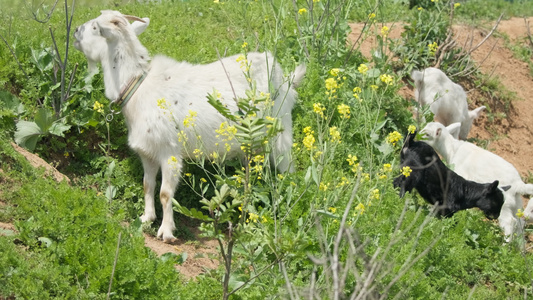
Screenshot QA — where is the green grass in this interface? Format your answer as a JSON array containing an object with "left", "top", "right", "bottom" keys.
[{"left": 1, "top": 0, "right": 533, "bottom": 298}]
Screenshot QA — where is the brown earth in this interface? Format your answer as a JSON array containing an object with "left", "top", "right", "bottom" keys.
[{"left": 6, "top": 17, "right": 533, "bottom": 279}]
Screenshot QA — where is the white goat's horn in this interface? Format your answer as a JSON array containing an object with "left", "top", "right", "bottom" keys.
[{"left": 124, "top": 15, "right": 146, "bottom": 23}]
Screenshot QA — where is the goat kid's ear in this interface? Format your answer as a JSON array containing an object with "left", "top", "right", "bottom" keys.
[
  {"left": 501, "top": 185, "right": 512, "bottom": 192},
  {"left": 488, "top": 180, "right": 500, "bottom": 192},
  {"left": 447, "top": 122, "right": 461, "bottom": 139}
]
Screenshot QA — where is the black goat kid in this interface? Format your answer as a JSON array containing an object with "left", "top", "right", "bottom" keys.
[{"left": 393, "top": 131, "right": 506, "bottom": 219}]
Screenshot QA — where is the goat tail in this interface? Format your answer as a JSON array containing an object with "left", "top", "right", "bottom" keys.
[
  {"left": 291, "top": 64, "right": 307, "bottom": 88},
  {"left": 410, "top": 69, "right": 424, "bottom": 83}
]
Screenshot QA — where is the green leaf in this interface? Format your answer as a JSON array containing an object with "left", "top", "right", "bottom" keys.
[
  {"left": 105, "top": 185, "right": 117, "bottom": 201},
  {"left": 160, "top": 252, "right": 188, "bottom": 264},
  {"left": 14, "top": 120, "right": 42, "bottom": 151},
  {"left": 48, "top": 120, "right": 71, "bottom": 137},
  {"left": 173, "top": 199, "right": 212, "bottom": 221},
  {"left": 34, "top": 108, "right": 55, "bottom": 133}
]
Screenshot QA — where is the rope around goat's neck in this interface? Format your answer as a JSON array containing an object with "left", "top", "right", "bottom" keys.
[{"left": 116, "top": 72, "right": 148, "bottom": 108}]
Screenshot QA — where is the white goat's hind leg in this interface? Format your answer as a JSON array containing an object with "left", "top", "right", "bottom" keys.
[
  {"left": 157, "top": 156, "right": 181, "bottom": 242},
  {"left": 272, "top": 116, "right": 294, "bottom": 173},
  {"left": 140, "top": 156, "right": 159, "bottom": 223}
]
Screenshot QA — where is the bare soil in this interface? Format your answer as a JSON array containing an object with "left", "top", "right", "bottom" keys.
[{"left": 7, "top": 17, "right": 533, "bottom": 279}]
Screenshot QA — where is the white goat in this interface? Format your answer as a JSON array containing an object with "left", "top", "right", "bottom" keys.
[
  {"left": 411, "top": 68, "right": 485, "bottom": 140},
  {"left": 421, "top": 122, "right": 533, "bottom": 240},
  {"left": 74, "top": 10, "right": 306, "bottom": 242}
]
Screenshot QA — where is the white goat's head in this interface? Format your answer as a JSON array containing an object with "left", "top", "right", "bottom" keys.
[
  {"left": 74, "top": 11, "right": 150, "bottom": 74},
  {"left": 420, "top": 121, "right": 461, "bottom": 146}
]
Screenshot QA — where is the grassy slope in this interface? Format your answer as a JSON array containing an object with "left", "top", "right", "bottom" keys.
[{"left": 1, "top": 0, "right": 533, "bottom": 298}]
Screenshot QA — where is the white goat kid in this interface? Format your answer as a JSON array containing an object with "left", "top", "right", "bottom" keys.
[
  {"left": 411, "top": 68, "right": 485, "bottom": 140},
  {"left": 74, "top": 10, "right": 305, "bottom": 242},
  {"left": 421, "top": 122, "right": 533, "bottom": 240}
]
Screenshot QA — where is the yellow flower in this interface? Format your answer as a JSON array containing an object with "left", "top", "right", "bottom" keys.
[
  {"left": 247, "top": 212, "right": 259, "bottom": 223},
  {"left": 183, "top": 110, "right": 198, "bottom": 128},
  {"left": 383, "top": 163, "right": 392, "bottom": 172},
  {"left": 193, "top": 148, "right": 203, "bottom": 158},
  {"left": 386, "top": 131, "right": 402, "bottom": 146},
  {"left": 381, "top": 25, "right": 389, "bottom": 37},
  {"left": 241, "top": 41, "right": 248, "bottom": 48},
  {"left": 380, "top": 74, "right": 394, "bottom": 85},
  {"left": 303, "top": 126, "right": 313, "bottom": 135},
  {"left": 428, "top": 42, "right": 439, "bottom": 56},
  {"left": 200, "top": 178, "right": 207, "bottom": 183},
  {"left": 346, "top": 154, "right": 358, "bottom": 166},
  {"left": 401, "top": 166, "right": 412, "bottom": 177},
  {"left": 303, "top": 134, "right": 316, "bottom": 150},
  {"left": 93, "top": 101, "right": 104, "bottom": 114},
  {"left": 371, "top": 189, "right": 380, "bottom": 200},
  {"left": 418, "top": 7, "right": 423, "bottom": 11},
  {"left": 325, "top": 77, "right": 339, "bottom": 92},
  {"left": 156, "top": 98, "right": 169, "bottom": 110},
  {"left": 408, "top": 125, "right": 416, "bottom": 134},
  {"left": 355, "top": 203, "right": 365, "bottom": 215},
  {"left": 319, "top": 182, "right": 329, "bottom": 191},
  {"left": 298, "top": 8, "right": 307, "bottom": 15},
  {"left": 362, "top": 173, "right": 370, "bottom": 181},
  {"left": 370, "top": 84, "right": 378, "bottom": 90},
  {"left": 358, "top": 64, "right": 368, "bottom": 75},
  {"left": 261, "top": 216, "right": 268, "bottom": 223},
  {"left": 185, "top": 173, "right": 192, "bottom": 177},
  {"left": 353, "top": 87, "right": 362, "bottom": 93},
  {"left": 329, "top": 68, "right": 340, "bottom": 77},
  {"left": 313, "top": 103, "right": 326, "bottom": 118},
  {"left": 328, "top": 207, "right": 337, "bottom": 213},
  {"left": 368, "top": 13, "right": 376, "bottom": 19},
  {"left": 454, "top": 3, "right": 460, "bottom": 8},
  {"left": 337, "top": 104, "right": 350, "bottom": 119},
  {"left": 329, "top": 126, "right": 341, "bottom": 143},
  {"left": 517, "top": 209, "right": 525, "bottom": 218}
]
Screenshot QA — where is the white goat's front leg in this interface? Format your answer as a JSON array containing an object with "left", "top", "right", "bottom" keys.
[
  {"left": 140, "top": 155, "right": 159, "bottom": 223},
  {"left": 499, "top": 194, "right": 524, "bottom": 242},
  {"left": 157, "top": 156, "right": 182, "bottom": 242}
]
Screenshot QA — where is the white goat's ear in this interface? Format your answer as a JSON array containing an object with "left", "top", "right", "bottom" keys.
[
  {"left": 124, "top": 14, "right": 146, "bottom": 23},
  {"left": 131, "top": 18, "right": 150, "bottom": 36},
  {"left": 447, "top": 123, "right": 461, "bottom": 139},
  {"left": 469, "top": 105, "right": 486, "bottom": 119}
]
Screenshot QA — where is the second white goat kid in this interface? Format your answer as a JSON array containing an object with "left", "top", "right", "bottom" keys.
[
  {"left": 74, "top": 10, "right": 306, "bottom": 242},
  {"left": 411, "top": 67, "right": 485, "bottom": 140},
  {"left": 421, "top": 122, "right": 533, "bottom": 241}
]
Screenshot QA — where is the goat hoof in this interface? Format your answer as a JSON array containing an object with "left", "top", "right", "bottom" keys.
[
  {"left": 157, "top": 227, "right": 176, "bottom": 243},
  {"left": 140, "top": 214, "right": 156, "bottom": 223}
]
